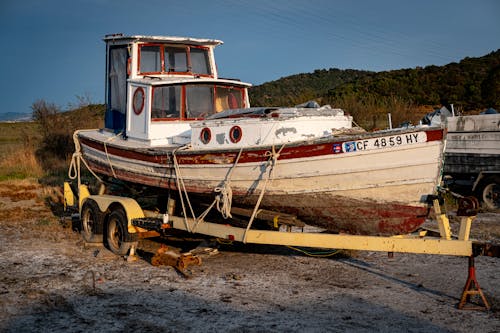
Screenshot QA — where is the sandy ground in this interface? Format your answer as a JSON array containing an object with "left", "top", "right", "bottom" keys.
[{"left": 0, "top": 179, "right": 499, "bottom": 333}]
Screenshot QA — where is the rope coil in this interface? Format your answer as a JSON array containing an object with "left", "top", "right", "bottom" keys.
[{"left": 68, "top": 130, "right": 104, "bottom": 187}]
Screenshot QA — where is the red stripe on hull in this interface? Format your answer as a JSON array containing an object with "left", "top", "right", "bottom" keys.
[{"left": 79, "top": 128, "right": 444, "bottom": 166}]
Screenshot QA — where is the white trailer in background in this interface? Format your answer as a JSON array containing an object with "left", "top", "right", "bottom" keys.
[{"left": 444, "top": 113, "right": 500, "bottom": 209}]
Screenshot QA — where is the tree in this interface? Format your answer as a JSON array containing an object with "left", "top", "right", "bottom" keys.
[{"left": 481, "top": 67, "right": 500, "bottom": 108}]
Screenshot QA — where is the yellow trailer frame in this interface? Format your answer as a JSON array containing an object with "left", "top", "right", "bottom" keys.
[
  {"left": 64, "top": 182, "right": 492, "bottom": 310},
  {"left": 168, "top": 213, "right": 474, "bottom": 257},
  {"left": 65, "top": 182, "right": 476, "bottom": 257}
]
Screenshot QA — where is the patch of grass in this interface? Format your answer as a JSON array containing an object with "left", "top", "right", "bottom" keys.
[
  {"left": 0, "top": 101, "right": 104, "bottom": 182},
  {"left": 0, "top": 121, "right": 43, "bottom": 181},
  {"left": 0, "top": 145, "right": 43, "bottom": 180},
  {"left": 0, "top": 122, "right": 39, "bottom": 157},
  {"left": 36, "top": 218, "right": 52, "bottom": 226}
]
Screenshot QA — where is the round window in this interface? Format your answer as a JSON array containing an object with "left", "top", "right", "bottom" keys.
[
  {"left": 133, "top": 87, "right": 145, "bottom": 115},
  {"left": 229, "top": 126, "right": 242, "bottom": 143},
  {"left": 200, "top": 127, "right": 211, "bottom": 144}
]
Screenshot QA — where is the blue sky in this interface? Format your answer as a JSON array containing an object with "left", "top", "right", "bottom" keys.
[{"left": 1, "top": 0, "right": 499, "bottom": 114}]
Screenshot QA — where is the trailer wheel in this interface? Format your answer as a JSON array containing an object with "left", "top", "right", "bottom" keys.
[
  {"left": 481, "top": 178, "right": 500, "bottom": 210},
  {"left": 106, "top": 208, "right": 137, "bottom": 256},
  {"left": 81, "top": 199, "right": 103, "bottom": 243}
]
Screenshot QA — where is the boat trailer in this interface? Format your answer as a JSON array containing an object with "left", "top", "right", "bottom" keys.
[{"left": 64, "top": 182, "right": 499, "bottom": 310}]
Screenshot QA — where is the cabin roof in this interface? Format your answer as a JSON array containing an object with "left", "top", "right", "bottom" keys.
[
  {"left": 128, "top": 76, "right": 252, "bottom": 87},
  {"left": 103, "top": 34, "right": 223, "bottom": 46}
]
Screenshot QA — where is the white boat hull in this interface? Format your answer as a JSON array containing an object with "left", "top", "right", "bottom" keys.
[{"left": 77, "top": 127, "right": 445, "bottom": 235}]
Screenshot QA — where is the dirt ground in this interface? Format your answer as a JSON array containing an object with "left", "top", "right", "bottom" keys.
[{"left": 0, "top": 179, "right": 499, "bottom": 333}]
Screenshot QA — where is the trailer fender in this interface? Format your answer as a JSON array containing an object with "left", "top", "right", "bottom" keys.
[
  {"left": 78, "top": 184, "right": 91, "bottom": 211},
  {"left": 86, "top": 195, "right": 146, "bottom": 234},
  {"left": 63, "top": 182, "right": 75, "bottom": 210},
  {"left": 472, "top": 171, "right": 499, "bottom": 192}
]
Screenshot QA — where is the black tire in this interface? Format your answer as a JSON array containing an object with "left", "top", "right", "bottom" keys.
[
  {"left": 480, "top": 178, "right": 500, "bottom": 210},
  {"left": 81, "top": 199, "right": 103, "bottom": 243},
  {"left": 106, "top": 208, "right": 137, "bottom": 256}
]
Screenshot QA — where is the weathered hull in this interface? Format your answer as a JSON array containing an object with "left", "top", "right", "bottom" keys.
[{"left": 77, "top": 127, "right": 444, "bottom": 235}]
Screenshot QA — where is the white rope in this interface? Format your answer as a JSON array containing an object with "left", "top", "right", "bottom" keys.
[
  {"left": 169, "top": 142, "right": 284, "bottom": 241},
  {"left": 213, "top": 148, "right": 244, "bottom": 219},
  {"left": 214, "top": 185, "right": 233, "bottom": 219},
  {"left": 103, "top": 140, "right": 117, "bottom": 179},
  {"left": 172, "top": 146, "right": 245, "bottom": 233},
  {"left": 68, "top": 130, "right": 104, "bottom": 187},
  {"left": 172, "top": 145, "right": 196, "bottom": 233},
  {"left": 243, "top": 144, "right": 286, "bottom": 243}
]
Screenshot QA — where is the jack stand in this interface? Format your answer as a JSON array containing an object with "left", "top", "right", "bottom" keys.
[
  {"left": 458, "top": 256, "right": 490, "bottom": 310},
  {"left": 127, "top": 244, "right": 139, "bottom": 262}
]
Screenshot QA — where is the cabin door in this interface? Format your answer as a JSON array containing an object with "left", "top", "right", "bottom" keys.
[{"left": 105, "top": 45, "right": 128, "bottom": 132}]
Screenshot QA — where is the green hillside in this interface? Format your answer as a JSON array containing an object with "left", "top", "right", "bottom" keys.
[{"left": 249, "top": 49, "right": 500, "bottom": 128}]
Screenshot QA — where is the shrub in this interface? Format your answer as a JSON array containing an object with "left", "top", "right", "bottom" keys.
[{"left": 31, "top": 98, "right": 104, "bottom": 175}]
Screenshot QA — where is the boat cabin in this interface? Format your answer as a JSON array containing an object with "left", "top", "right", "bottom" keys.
[{"left": 103, "top": 34, "right": 251, "bottom": 145}]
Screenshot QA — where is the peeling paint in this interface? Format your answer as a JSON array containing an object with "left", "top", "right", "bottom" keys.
[
  {"left": 216, "top": 133, "right": 227, "bottom": 145},
  {"left": 275, "top": 127, "right": 297, "bottom": 137}
]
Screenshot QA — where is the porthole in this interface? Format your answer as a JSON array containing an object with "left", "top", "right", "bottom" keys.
[
  {"left": 133, "top": 87, "right": 145, "bottom": 115},
  {"left": 229, "top": 126, "right": 242, "bottom": 143},
  {"left": 200, "top": 127, "right": 211, "bottom": 144}
]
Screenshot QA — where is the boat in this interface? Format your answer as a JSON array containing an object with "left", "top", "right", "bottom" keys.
[
  {"left": 73, "top": 34, "right": 445, "bottom": 236},
  {"left": 443, "top": 112, "right": 500, "bottom": 209}
]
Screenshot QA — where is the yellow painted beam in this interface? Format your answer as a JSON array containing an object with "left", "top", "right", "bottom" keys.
[
  {"left": 434, "top": 199, "right": 451, "bottom": 240},
  {"left": 172, "top": 217, "right": 472, "bottom": 257},
  {"left": 458, "top": 216, "right": 475, "bottom": 241},
  {"left": 245, "top": 230, "right": 472, "bottom": 256}
]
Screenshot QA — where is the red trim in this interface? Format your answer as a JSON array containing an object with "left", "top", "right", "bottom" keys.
[
  {"left": 132, "top": 87, "right": 145, "bottom": 115},
  {"left": 137, "top": 43, "right": 214, "bottom": 77},
  {"left": 137, "top": 43, "right": 162, "bottom": 75},
  {"left": 79, "top": 128, "right": 444, "bottom": 166},
  {"left": 229, "top": 126, "right": 242, "bottom": 143},
  {"left": 425, "top": 128, "right": 444, "bottom": 142},
  {"left": 200, "top": 127, "right": 211, "bottom": 144},
  {"left": 79, "top": 137, "right": 169, "bottom": 164},
  {"left": 151, "top": 118, "right": 182, "bottom": 122}
]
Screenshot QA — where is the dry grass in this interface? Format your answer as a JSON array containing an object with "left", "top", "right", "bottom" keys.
[
  {"left": 0, "top": 145, "right": 43, "bottom": 181},
  {"left": 0, "top": 102, "right": 104, "bottom": 181}
]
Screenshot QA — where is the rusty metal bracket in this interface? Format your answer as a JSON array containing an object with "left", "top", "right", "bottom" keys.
[
  {"left": 151, "top": 245, "right": 202, "bottom": 275},
  {"left": 458, "top": 256, "right": 491, "bottom": 311},
  {"left": 457, "top": 196, "right": 480, "bottom": 217}
]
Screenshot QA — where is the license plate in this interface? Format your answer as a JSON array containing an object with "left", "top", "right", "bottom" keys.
[{"left": 341, "top": 132, "right": 427, "bottom": 153}]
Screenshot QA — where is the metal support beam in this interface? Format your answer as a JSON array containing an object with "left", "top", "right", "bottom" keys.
[
  {"left": 433, "top": 199, "right": 451, "bottom": 240},
  {"left": 171, "top": 216, "right": 473, "bottom": 257}
]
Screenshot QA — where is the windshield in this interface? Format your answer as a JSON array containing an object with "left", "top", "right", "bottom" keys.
[
  {"left": 152, "top": 84, "right": 246, "bottom": 120},
  {"left": 139, "top": 44, "right": 211, "bottom": 76}
]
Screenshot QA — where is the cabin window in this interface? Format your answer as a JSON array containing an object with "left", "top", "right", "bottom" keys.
[
  {"left": 186, "top": 86, "right": 214, "bottom": 119},
  {"left": 138, "top": 44, "right": 212, "bottom": 76},
  {"left": 151, "top": 84, "right": 246, "bottom": 120},
  {"left": 152, "top": 86, "right": 181, "bottom": 119},
  {"left": 190, "top": 48, "right": 210, "bottom": 75},
  {"left": 164, "top": 47, "right": 188, "bottom": 72},
  {"left": 215, "top": 86, "right": 244, "bottom": 112},
  {"left": 139, "top": 45, "right": 161, "bottom": 73}
]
